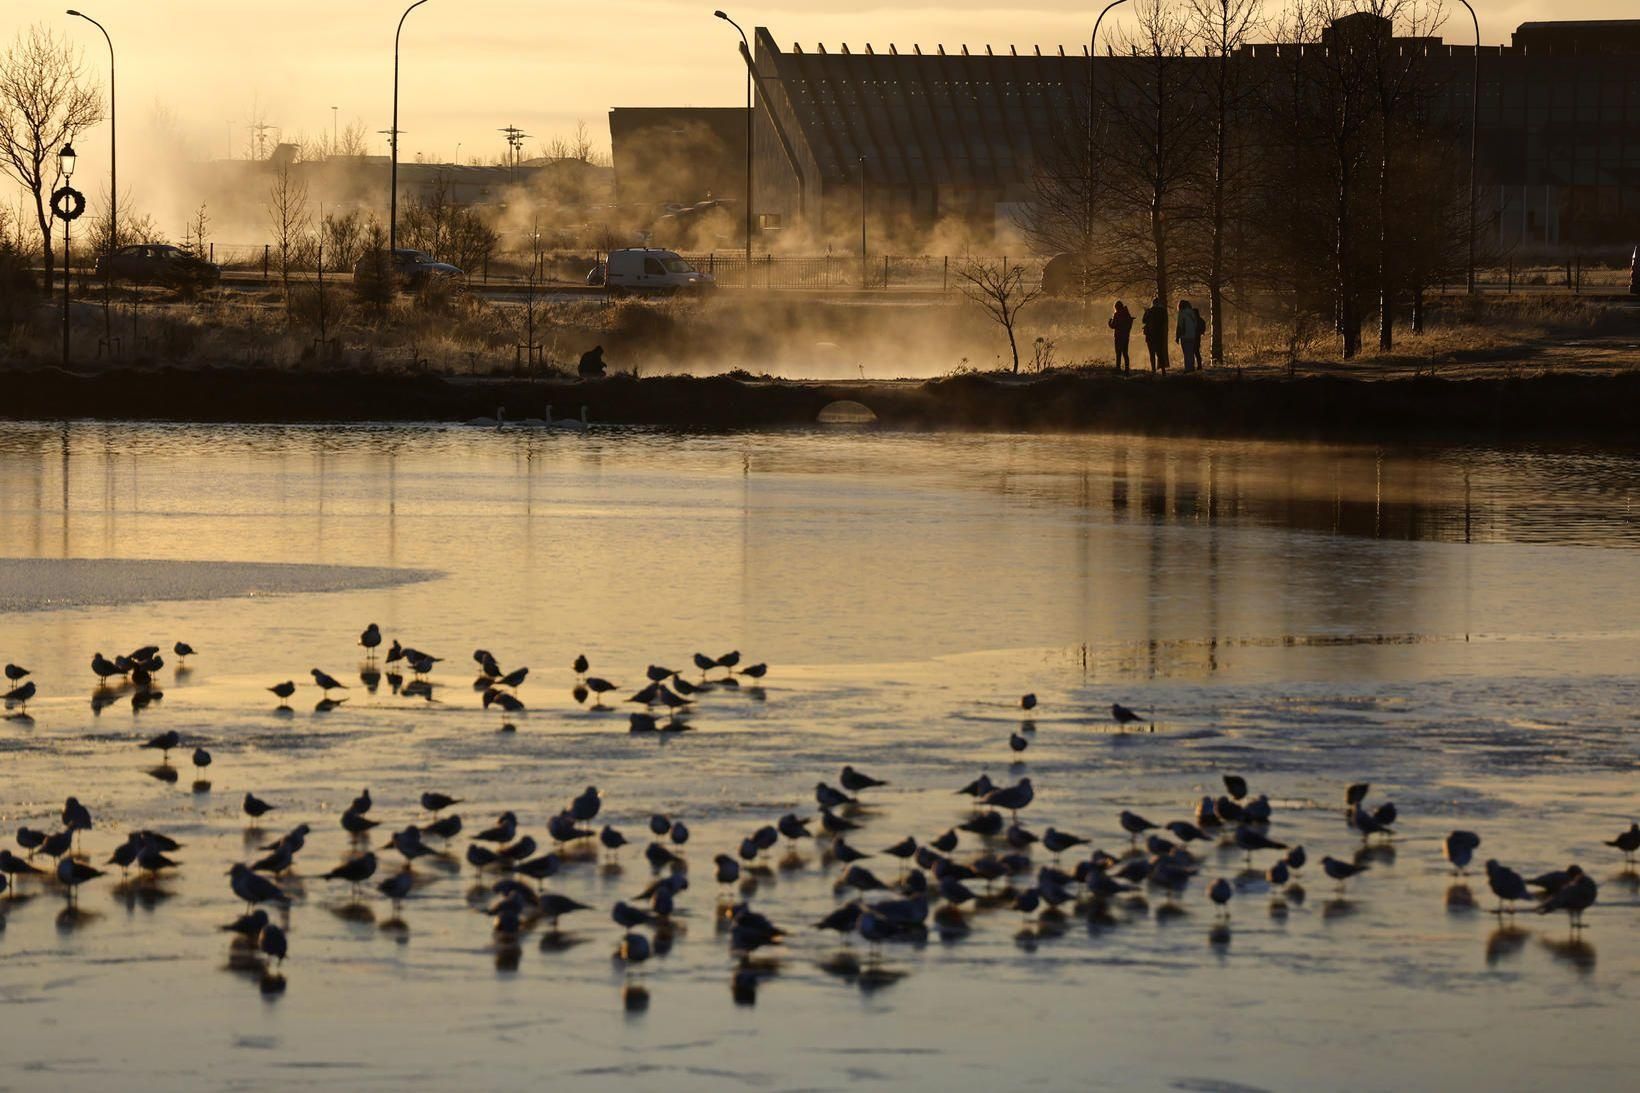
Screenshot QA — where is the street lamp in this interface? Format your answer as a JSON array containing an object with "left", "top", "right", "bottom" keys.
[
  {"left": 59, "top": 143, "right": 77, "bottom": 367},
  {"left": 66, "top": 11, "right": 113, "bottom": 251},
  {"left": 1084, "top": 0, "right": 1129, "bottom": 298},
  {"left": 390, "top": 0, "right": 432, "bottom": 255},
  {"left": 1455, "top": 0, "right": 1480, "bottom": 294},
  {"left": 714, "top": 10, "right": 754, "bottom": 286}
]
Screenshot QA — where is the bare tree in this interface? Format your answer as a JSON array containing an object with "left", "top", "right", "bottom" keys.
[
  {"left": 957, "top": 258, "right": 1044, "bottom": 374},
  {"left": 1099, "top": 1, "right": 1205, "bottom": 369},
  {"left": 321, "top": 208, "right": 364, "bottom": 273},
  {"left": 0, "top": 26, "right": 102, "bottom": 291},
  {"left": 1188, "top": 0, "right": 1262, "bottom": 366},
  {"left": 266, "top": 158, "right": 312, "bottom": 293}
]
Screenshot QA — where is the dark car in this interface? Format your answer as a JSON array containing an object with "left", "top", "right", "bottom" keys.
[
  {"left": 353, "top": 248, "right": 464, "bottom": 289},
  {"left": 95, "top": 244, "right": 221, "bottom": 287}
]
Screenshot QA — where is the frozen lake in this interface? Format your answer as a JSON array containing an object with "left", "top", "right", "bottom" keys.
[{"left": 0, "top": 422, "right": 1636, "bottom": 1090}]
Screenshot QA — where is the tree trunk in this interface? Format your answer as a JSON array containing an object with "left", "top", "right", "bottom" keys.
[
  {"left": 1007, "top": 321, "right": 1020, "bottom": 373},
  {"left": 1209, "top": 44, "right": 1229, "bottom": 368},
  {"left": 36, "top": 208, "right": 56, "bottom": 293},
  {"left": 1411, "top": 287, "right": 1424, "bottom": 333},
  {"left": 1337, "top": 158, "right": 1357, "bottom": 360},
  {"left": 1377, "top": 142, "right": 1393, "bottom": 352}
]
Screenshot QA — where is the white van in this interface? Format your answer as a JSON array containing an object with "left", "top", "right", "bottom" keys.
[{"left": 599, "top": 248, "right": 716, "bottom": 295}]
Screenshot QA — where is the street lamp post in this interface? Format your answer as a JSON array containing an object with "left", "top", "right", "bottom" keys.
[
  {"left": 1455, "top": 0, "right": 1480, "bottom": 294},
  {"left": 390, "top": 0, "right": 432, "bottom": 255},
  {"left": 714, "top": 11, "right": 754, "bottom": 287},
  {"left": 1084, "top": 0, "right": 1129, "bottom": 298},
  {"left": 58, "top": 143, "right": 77, "bottom": 367},
  {"left": 67, "top": 9, "right": 113, "bottom": 349}
]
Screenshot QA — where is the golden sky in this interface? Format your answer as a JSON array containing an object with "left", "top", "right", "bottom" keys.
[{"left": 4, "top": 0, "right": 1628, "bottom": 176}]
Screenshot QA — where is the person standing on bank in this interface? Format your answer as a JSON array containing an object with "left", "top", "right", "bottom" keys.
[
  {"left": 1141, "top": 297, "right": 1169, "bottom": 373},
  {"left": 1176, "top": 300, "right": 1204, "bottom": 372},
  {"left": 1109, "top": 301, "right": 1134, "bottom": 372}
]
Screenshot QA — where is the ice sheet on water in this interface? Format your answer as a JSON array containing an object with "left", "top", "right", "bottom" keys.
[{"left": 0, "top": 557, "right": 437, "bottom": 614}]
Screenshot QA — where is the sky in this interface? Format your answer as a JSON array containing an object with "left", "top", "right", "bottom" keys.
[
  {"left": 7, "top": 0, "right": 1626, "bottom": 163},
  {"left": 1, "top": 0, "right": 1629, "bottom": 230}
]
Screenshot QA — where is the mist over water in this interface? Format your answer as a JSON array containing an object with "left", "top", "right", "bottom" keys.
[{"left": 0, "top": 423, "right": 1636, "bottom": 1089}]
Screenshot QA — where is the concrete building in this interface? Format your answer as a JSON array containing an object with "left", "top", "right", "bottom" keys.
[{"left": 657, "top": 21, "right": 1640, "bottom": 256}]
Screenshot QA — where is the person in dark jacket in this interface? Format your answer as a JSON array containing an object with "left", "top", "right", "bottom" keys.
[
  {"left": 1108, "top": 301, "right": 1134, "bottom": 372},
  {"left": 578, "top": 345, "right": 607, "bottom": 378},
  {"left": 1175, "top": 300, "right": 1204, "bottom": 372},
  {"left": 1140, "top": 298, "right": 1169, "bottom": 372}
]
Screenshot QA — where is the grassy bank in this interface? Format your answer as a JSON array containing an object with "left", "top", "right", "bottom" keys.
[{"left": 4, "top": 365, "right": 1639, "bottom": 446}]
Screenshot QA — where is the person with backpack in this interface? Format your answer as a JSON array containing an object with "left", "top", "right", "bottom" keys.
[
  {"left": 1108, "top": 300, "right": 1134, "bottom": 372},
  {"left": 1141, "top": 297, "right": 1169, "bottom": 372}
]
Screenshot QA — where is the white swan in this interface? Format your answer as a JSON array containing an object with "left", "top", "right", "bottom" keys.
[
  {"left": 464, "top": 407, "right": 505, "bottom": 427},
  {"left": 549, "top": 405, "right": 590, "bottom": 432}
]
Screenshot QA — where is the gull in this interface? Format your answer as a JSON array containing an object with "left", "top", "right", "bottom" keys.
[
  {"left": 957, "top": 773, "right": 995, "bottom": 801},
  {"left": 839, "top": 865, "right": 890, "bottom": 894},
  {"left": 0, "top": 849, "right": 44, "bottom": 886},
  {"left": 1166, "top": 820, "right": 1211, "bottom": 844},
  {"left": 1042, "top": 828, "right": 1088, "bottom": 855},
  {"left": 1352, "top": 804, "right": 1394, "bottom": 841},
  {"left": 547, "top": 814, "right": 591, "bottom": 844},
  {"left": 310, "top": 669, "right": 347, "bottom": 695},
  {"left": 500, "top": 836, "right": 539, "bottom": 863},
  {"left": 2, "top": 680, "right": 35, "bottom": 710},
  {"left": 644, "top": 843, "right": 680, "bottom": 872},
  {"left": 816, "top": 902, "right": 863, "bottom": 935},
  {"left": 3, "top": 663, "right": 28, "bottom": 684},
  {"left": 959, "top": 811, "right": 1004, "bottom": 838},
  {"left": 714, "top": 854, "right": 742, "bottom": 886},
  {"left": 16, "top": 827, "right": 45, "bottom": 856},
  {"left": 386, "top": 641, "right": 404, "bottom": 667},
  {"left": 378, "top": 867, "right": 414, "bottom": 909},
  {"left": 1603, "top": 822, "right": 1640, "bottom": 864},
  {"left": 497, "top": 667, "right": 528, "bottom": 688},
  {"left": 359, "top": 624, "right": 382, "bottom": 658},
  {"left": 466, "top": 844, "right": 500, "bottom": 872},
  {"left": 325, "top": 852, "right": 379, "bottom": 893},
  {"left": 1444, "top": 831, "right": 1482, "bottom": 875},
  {"left": 1485, "top": 859, "right": 1530, "bottom": 913},
  {"left": 820, "top": 809, "right": 858, "bottom": 836},
  {"left": 62, "top": 797, "right": 92, "bottom": 833},
  {"left": 1119, "top": 810, "right": 1157, "bottom": 842},
  {"left": 669, "top": 823, "right": 689, "bottom": 846},
  {"left": 1195, "top": 797, "right": 1221, "bottom": 828},
  {"left": 573, "top": 654, "right": 589, "bottom": 676},
  {"left": 173, "top": 642, "right": 197, "bottom": 662},
  {"left": 815, "top": 783, "right": 856, "bottom": 811},
  {"left": 384, "top": 827, "right": 432, "bottom": 861},
  {"left": 612, "top": 900, "right": 655, "bottom": 929},
  {"left": 1020, "top": 693, "right": 1037, "bottom": 710},
  {"left": 222, "top": 909, "right": 269, "bottom": 941},
  {"left": 57, "top": 857, "right": 104, "bottom": 901},
  {"left": 39, "top": 830, "right": 73, "bottom": 862},
  {"left": 349, "top": 789, "right": 373, "bottom": 816},
  {"left": 1535, "top": 865, "right": 1598, "bottom": 929},
  {"left": 1008, "top": 733, "right": 1028, "bottom": 753},
  {"left": 1234, "top": 826, "right": 1288, "bottom": 864},
  {"left": 832, "top": 838, "right": 870, "bottom": 864},
  {"left": 192, "top": 748, "right": 212, "bottom": 774},
  {"left": 341, "top": 810, "right": 379, "bottom": 835},
  {"left": 251, "top": 844, "right": 294, "bottom": 876},
  {"left": 474, "top": 812, "right": 518, "bottom": 843},
  {"left": 422, "top": 815, "right": 462, "bottom": 840},
  {"left": 258, "top": 923, "right": 288, "bottom": 968},
  {"left": 1243, "top": 795, "right": 1273, "bottom": 824},
  {"left": 883, "top": 837, "right": 917, "bottom": 861},
  {"left": 517, "top": 853, "right": 563, "bottom": 884},
  {"left": 570, "top": 786, "right": 601, "bottom": 822},
  {"left": 268, "top": 681, "right": 296, "bottom": 705},
  {"left": 716, "top": 651, "right": 741, "bottom": 670},
  {"left": 777, "top": 814, "right": 811, "bottom": 843},
  {"left": 1222, "top": 775, "right": 1248, "bottom": 800},
  {"left": 1209, "top": 877, "right": 1234, "bottom": 917},
  {"left": 583, "top": 677, "right": 617, "bottom": 706},
  {"left": 1321, "top": 856, "right": 1368, "bottom": 892},
  {"left": 421, "top": 792, "right": 462, "bottom": 814},
  {"left": 1007, "top": 825, "right": 1039, "bottom": 850},
  {"left": 539, "top": 892, "right": 591, "bottom": 928},
  {"left": 840, "top": 766, "right": 887, "bottom": 793},
  {"left": 648, "top": 815, "right": 671, "bottom": 836},
  {"left": 930, "top": 830, "right": 959, "bottom": 853},
  {"left": 1285, "top": 846, "right": 1307, "bottom": 871},
  {"left": 600, "top": 826, "right": 629, "bottom": 856},
  {"left": 982, "top": 778, "right": 1034, "bottom": 815},
  {"left": 1111, "top": 702, "right": 1142, "bottom": 725},
  {"left": 740, "top": 663, "right": 767, "bottom": 679},
  {"left": 618, "top": 932, "right": 651, "bottom": 966},
  {"left": 1267, "top": 860, "right": 1291, "bottom": 886},
  {"left": 729, "top": 906, "right": 785, "bottom": 952},
  {"left": 91, "top": 653, "right": 120, "bottom": 683},
  {"left": 141, "top": 730, "right": 181, "bottom": 762},
  {"left": 262, "top": 823, "right": 310, "bottom": 857}
]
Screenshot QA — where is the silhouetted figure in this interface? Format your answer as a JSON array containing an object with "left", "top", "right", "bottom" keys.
[
  {"left": 1141, "top": 297, "right": 1168, "bottom": 372},
  {"left": 578, "top": 345, "right": 607, "bottom": 378},
  {"left": 1176, "top": 300, "right": 1205, "bottom": 372},
  {"left": 1108, "top": 301, "right": 1134, "bottom": 372}
]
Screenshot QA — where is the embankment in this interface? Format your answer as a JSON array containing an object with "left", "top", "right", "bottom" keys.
[{"left": 3, "top": 365, "right": 1639, "bottom": 445}]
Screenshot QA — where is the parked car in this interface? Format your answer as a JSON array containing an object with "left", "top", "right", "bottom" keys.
[
  {"left": 596, "top": 248, "right": 716, "bottom": 295},
  {"left": 94, "top": 243, "right": 221, "bottom": 288},
  {"left": 353, "top": 248, "right": 464, "bottom": 289}
]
